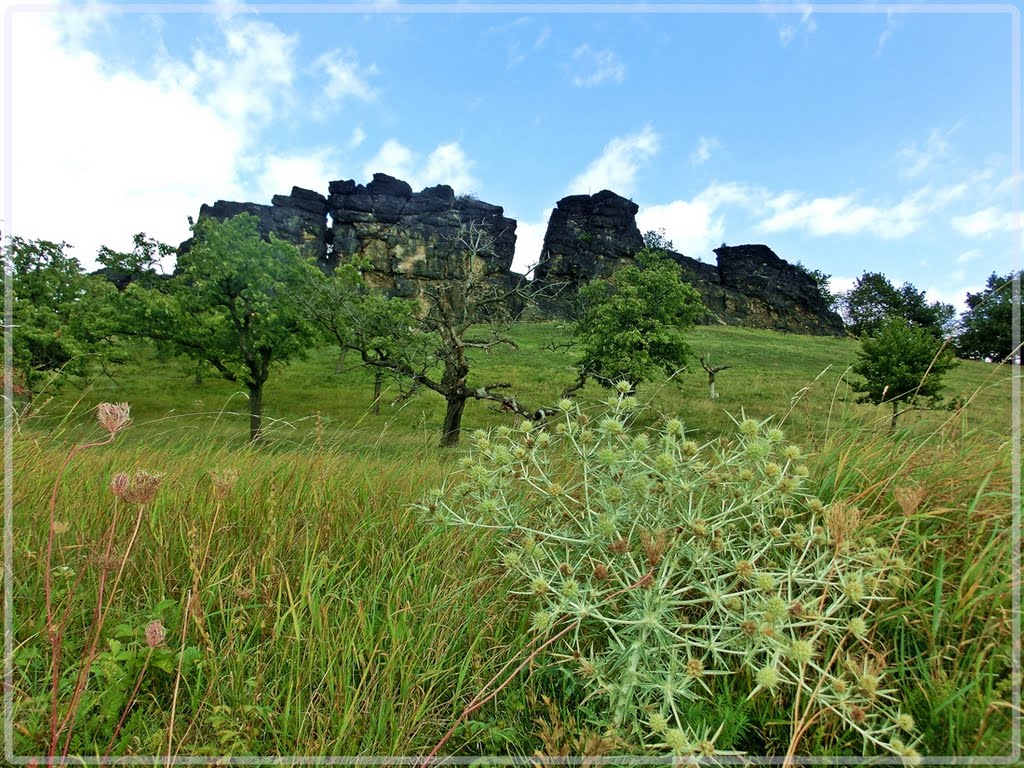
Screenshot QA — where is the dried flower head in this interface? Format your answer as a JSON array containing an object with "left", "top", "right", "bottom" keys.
[
  {"left": 110, "top": 470, "right": 163, "bottom": 505},
  {"left": 894, "top": 485, "right": 927, "bottom": 517},
  {"left": 97, "top": 402, "right": 131, "bottom": 435},
  {"left": 209, "top": 469, "right": 239, "bottom": 500},
  {"left": 144, "top": 619, "right": 166, "bottom": 648}
]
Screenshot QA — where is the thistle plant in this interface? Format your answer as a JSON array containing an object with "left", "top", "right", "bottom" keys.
[{"left": 420, "top": 390, "right": 921, "bottom": 760}]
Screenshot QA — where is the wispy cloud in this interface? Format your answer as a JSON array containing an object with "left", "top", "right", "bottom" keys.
[
  {"left": 566, "top": 125, "right": 659, "bottom": 196},
  {"left": 876, "top": 10, "right": 897, "bottom": 55},
  {"left": 951, "top": 207, "right": 1018, "bottom": 237},
  {"left": 896, "top": 124, "right": 960, "bottom": 179},
  {"left": 690, "top": 136, "right": 721, "bottom": 166},
  {"left": 775, "top": 2, "right": 817, "bottom": 47},
  {"left": 315, "top": 47, "right": 378, "bottom": 104},
  {"left": 757, "top": 184, "right": 966, "bottom": 239},
  {"left": 568, "top": 44, "right": 625, "bottom": 87}
]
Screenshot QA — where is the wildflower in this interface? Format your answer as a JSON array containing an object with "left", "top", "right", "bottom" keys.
[
  {"left": 614, "top": 380, "right": 633, "bottom": 395},
  {"left": 649, "top": 712, "right": 669, "bottom": 735},
  {"left": 599, "top": 416, "right": 625, "bottom": 435},
  {"left": 530, "top": 609, "right": 556, "bottom": 633},
  {"left": 848, "top": 617, "right": 868, "bottom": 639},
  {"left": 666, "top": 418, "right": 684, "bottom": 437},
  {"left": 110, "top": 471, "right": 162, "bottom": 505},
  {"left": 849, "top": 704, "right": 867, "bottom": 724},
  {"left": 755, "top": 665, "right": 780, "bottom": 691},
  {"left": 895, "top": 712, "right": 915, "bottom": 732},
  {"left": 654, "top": 452, "right": 675, "bottom": 474},
  {"left": 739, "top": 418, "right": 760, "bottom": 438},
  {"left": 754, "top": 573, "right": 776, "bottom": 593},
  {"left": 592, "top": 563, "right": 610, "bottom": 581},
  {"left": 558, "top": 398, "right": 574, "bottom": 412},
  {"left": 501, "top": 551, "right": 521, "bottom": 569},
  {"left": 531, "top": 577, "right": 550, "bottom": 595},
  {"left": 631, "top": 433, "right": 650, "bottom": 452},
  {"left": 783, "top": 444, "right": 802, "bottom": 460},
  {"left": 663, "top": 728, "right": 693, "bottom": 755},
  {"left": 685, "top": 657, "right": 704, "bottom": 677},
  {"left": 787, "top": 639, "right": 815, "bottom": 665},
  {"left": 763, "top": 462, "right": 782, "bottom": 479},
  {"left": 97, "top": 402, "right": 131, "bottom": 435},
  {"left": 681, "top": 440, "right": 699, "bottom": 457},
  {"left": 209, "top": 469, "right": 239, "bottom": 500},
  {"left": 765, "top": 427, "right": 785, "bottom": 443},
  {"left": 560, "top": 578, "right": 580, "bottom": 598},
  {"left": 890, "top": 739, "right": 922, "bottom": 765},
  {"left": 842, "top": 574, "right": 866, "bottom": 603},
  {"left": 144, "top": 620, "right": 166, "bottom": 648},
  {"left": 535, "top": 432, "right": 551, "bottom": 448}
]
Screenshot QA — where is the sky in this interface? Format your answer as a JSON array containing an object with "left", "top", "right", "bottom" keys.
[{"left": 2, "top": 1, "right": 1021, "bottom": 312}]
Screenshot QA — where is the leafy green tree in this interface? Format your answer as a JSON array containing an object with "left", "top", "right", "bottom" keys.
[
  {"left": 308, "top": 221, "right": 543, "bottom": 447},
  {"left": 95, "top": 232, "right": 174, "bottom": 291},
  {"left": 839, "top": 272, "right": 954, "bottom": 337},
  {"left": 794, "top": 261, "right": 839, "bottom": 313},
  {"left": 957, "top": 272, "right": 1020, "bottom": 363},
  {"left": 852, "top": 315, "right": 958, "bottom": 430},
  {"left": 3, "top": 236, "right": 126, "bottom": 409},
  {"left": 565, "top": 248, "right": 705, "bottom": 395},
  {"left": 300, "top": 260, "right": 426, "bottom": 414},
  {"left": 130, "top": 214, "right": 319, "bottom": 442}
]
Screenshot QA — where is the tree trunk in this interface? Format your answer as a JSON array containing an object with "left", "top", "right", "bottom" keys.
[
  {"left": 249, "top": 383, "right": 263, "bottom": 443},
  {"left": 708, "top": 378, "right": 717, "bottom": 400},
  {"left": 889, "top": 401, "right": 899, "bottom": 433},
  {"left": 441, "top": 396, "right": 467, "bottom": 447},
  {"left": 372, "top": 370, "right": 383, "bottom": 415}
]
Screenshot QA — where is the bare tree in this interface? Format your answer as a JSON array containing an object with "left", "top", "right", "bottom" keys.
[{"left": 700, "top": 353, "right": 733, "bottom": 400}]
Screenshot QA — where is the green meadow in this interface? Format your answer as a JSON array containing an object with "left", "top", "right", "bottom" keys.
[{"left": 9, "top": 323, "right": 1018, "bottom": 762}]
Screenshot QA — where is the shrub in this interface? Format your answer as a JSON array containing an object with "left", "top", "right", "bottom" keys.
[{"left": 423, "top": 393, "right": 922, "bottom": 760}]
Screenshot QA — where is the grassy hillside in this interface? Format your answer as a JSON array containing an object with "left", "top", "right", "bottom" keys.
[{"left": 10, "top": 323, "right": 1017, "bottom": 762}]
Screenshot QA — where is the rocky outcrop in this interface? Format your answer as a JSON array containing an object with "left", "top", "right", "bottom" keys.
[
  {"left": 326, "top": 175, "right": 520, "bottom": 307},
  {"left": 532, "top": 190, "right": 844, "bottom": 336},
  {"left": 185, "top": 177, "right": 843, "bottom": 336},
  {"left": 188, "top": 173, "right": 524, "bottom": 314}
]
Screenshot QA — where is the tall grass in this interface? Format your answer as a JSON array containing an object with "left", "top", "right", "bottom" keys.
[{"left": 8, "top": 324, "right": 1017, "bottom": 760}]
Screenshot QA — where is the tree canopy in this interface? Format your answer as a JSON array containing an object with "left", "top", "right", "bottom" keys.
[
  {"left": 3, "top": 236, "right": 125, "bottom": 408},
  {"left": 568, "top": 248, "right": 705, "bottom": 394},
  {"left": 126, "top": 214, "right": 320, "bottom": 442},
  {"left": 852, "top": 315, "right": 958, "bottom": 430},
  {"left": 839, "top": 272, "right": 954, "bottom": 337},
  {"left": 957, "top": 272, "right": 1020, "bottom": 363}
]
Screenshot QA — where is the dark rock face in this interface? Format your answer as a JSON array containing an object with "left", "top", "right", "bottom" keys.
[
  {"left": 532, "top": 190, "right": 845, "bottom": 336},
  {"left": 184, "top": 177, "right": 843, "bottom": 336},
  {"left": 326, "top": 174, "right": 520, "bottom": 306},
  {"left": 188, "top": 173, "right": 523, "bottom": 313}
]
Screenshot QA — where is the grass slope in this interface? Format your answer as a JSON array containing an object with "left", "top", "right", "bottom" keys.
[{"left": 9, "top": 322, "right": 1018, "bottom": 761}]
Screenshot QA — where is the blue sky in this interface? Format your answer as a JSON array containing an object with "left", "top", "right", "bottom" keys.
[{"left": 2, "top": 1, "right": 1020, "bottom": 311}]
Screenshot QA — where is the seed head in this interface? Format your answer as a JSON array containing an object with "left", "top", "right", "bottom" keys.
[
  {"left": 531, "top": 577, "right": 550, "bottom": 595},
  {"left": 110, "top": 470, "right": 162, "bottom": 505},
  {"left": 765, "top": 427, "right": 785, "bottom": 443},
  {"left": 739, "top": 418, "right": 760, "bottom": 438},
  {"left": 614, "top": 380, "right": 633, "bottom": 395},
  {"left": 530, "top": 609, "right": 556, "bottom": 633},
  {"left": 663, "top": 728, "right": 693, "bottom": 755},
  {"left": 783, "top": 444, "right": 802, "bottom": 460},
  {"left": 666, "top": 418, "right": 684, "bottom": 437},
  {"left": 685, "top": 657, "right": 704, "bottom": 677},
  {"left": 895, "top": 712, "right": 915, "bottom": 732},
  {"left": 97, "top": 402, "right": 131, "bottom": 435},
  {"left": 144, "top": 619, "right": 166, "bottom": 648},
  {"left": 649, "top": 712, "right": 669, "bottom": 735},
  {"left": 755, "top": 665, "right": 780, "bottom": 690},
  {"left": 735, "top": 560, "right": 754, "bottom": 580},
  {"left": 787, "top": 639, "right": 815, "bottom": 665},
  {"left": 848, "top": 617, "right": 868, "bottom": 638},
  {"left": 209, "top": 469, "right": 239, "bottom": 500},
  {"left": 849, "top": 704, "right": 867, "bottom": 724}
]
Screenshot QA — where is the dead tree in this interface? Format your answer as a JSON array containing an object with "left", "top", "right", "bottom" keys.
[{"left": 700, "top": 353, "right": 733, "bottom": 400}]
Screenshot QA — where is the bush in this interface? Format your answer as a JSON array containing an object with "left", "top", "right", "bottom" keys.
[{"left": 423, "top": 391, "right": 922, "bottom": 760}]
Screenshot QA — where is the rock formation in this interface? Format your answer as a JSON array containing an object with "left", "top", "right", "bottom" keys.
[
  {"left": 185, "top": 176, "right": 844, "bottom": 336},
  {"left": 532, "top": 190, "right": 845, "bottom": 336},
  {"left": 188, "top": 173, "right": 523, "bottom": 313}
]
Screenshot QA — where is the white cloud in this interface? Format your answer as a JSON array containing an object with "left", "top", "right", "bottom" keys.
[
  {"left": 254, "top": 149, "right": 340, "bottom": 203},
  {"left": 4, "top": 5, "right": 300, "bottom": 269},
  {"left": 510, "top": 214, "right": 551, "bottom": 275},
  {"left": 951, "top": 207, "right": 1018, "bottom": 237},
  {"left": 315, "top": 47, "right": 377, "bottom": 104},
  {"left": 774, "top": 3, "right": 815, "bottom": 46},
  {"left": 362, "top": 140, "right": 479, "bottom": 194},
  {"left": 569, "top": 44, "right": 625, "bottom": 87},
  {"left": 636, "top": 182, "right": 763, "bottom": 259},
  {"left": 349, "top": 126, "right": 367, "bottom": 149},
  {"left": 876, "top": 10, "right": 897, "bottom": 55},
  {"left": 896, "top": 125, "right": 959, "bottom": 179},
  {"left": 957, "top": 249, "right": 983, "bottom": 264},
  {"left": 756, "top": 185, "right": 966, "bottom": 239},
  {"left": 566, "top": 126, "right": 659, "bottom": 197},
  {"left": 690, "top": 136, "right": 721, "bottom": 166}
]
